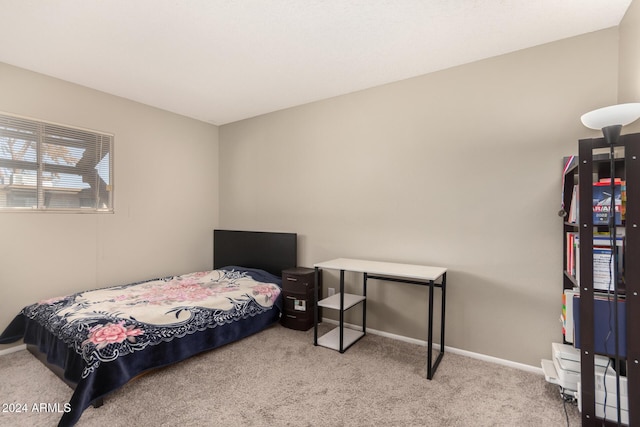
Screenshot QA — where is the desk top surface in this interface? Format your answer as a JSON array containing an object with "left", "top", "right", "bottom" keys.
[{"left": 313, "top": 258, "right": 447, "bottom": 281}]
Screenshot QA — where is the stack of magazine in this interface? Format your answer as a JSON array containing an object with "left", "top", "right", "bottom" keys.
[{"left": 565, "top": 232, "right": 624, "bottom": 291}]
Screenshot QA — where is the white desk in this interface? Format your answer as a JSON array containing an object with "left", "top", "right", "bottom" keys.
[{"left": 313, "top": 258, "right": 447, "bottom": 380}]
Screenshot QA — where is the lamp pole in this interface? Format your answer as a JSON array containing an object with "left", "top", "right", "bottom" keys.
[{"left": 602, "top": 125, "right": 622, "bottom": 425}]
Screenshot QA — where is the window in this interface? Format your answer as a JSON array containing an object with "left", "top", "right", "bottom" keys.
[{"left": 0, "top": 112, "right": 113, "bottom": 212}]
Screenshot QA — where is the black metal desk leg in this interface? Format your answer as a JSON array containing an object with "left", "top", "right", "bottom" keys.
[
  {"left": 427, "top": 280, "right": 434, "bottom": 379},
  {"left": 314, "top": 267, "right": 319, "bottom": 346},
  {"left": 339, "top": 269, "right": 345, "bottom": 353},
  {"left": 363, "top": 272, "right": 367, "bottom": 335},
  {"left": 440, "top": 273, "right": 446, "bottom": 354},
  {"left": 428, "top": 273, "right": 446, "bottom": 379}
]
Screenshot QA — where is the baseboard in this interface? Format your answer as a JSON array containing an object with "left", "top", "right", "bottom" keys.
[
  {"left": 0, "top": 343, "right": 26, "bottom": 356},
  {"left": 320, "top": 318, "right": 543, "bottom": 375},
  {"left": 2, "top": 322, "right": 543, "bottom": 375}
]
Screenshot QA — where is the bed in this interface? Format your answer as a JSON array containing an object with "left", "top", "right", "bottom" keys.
[{"left": 0, "top": 229, "right": 297, "bottom": 427}]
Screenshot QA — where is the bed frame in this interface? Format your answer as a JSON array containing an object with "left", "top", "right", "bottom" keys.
[{"left": 27, "top": 229, "right": 297, "bottom": 410}]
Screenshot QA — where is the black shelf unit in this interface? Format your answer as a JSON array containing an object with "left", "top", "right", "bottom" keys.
[
  {"left": 564, "top": 132, "right": 640, "bottom": 426},
  {"left": 562, "top": 154, "right": 579, "bottom": 296}
]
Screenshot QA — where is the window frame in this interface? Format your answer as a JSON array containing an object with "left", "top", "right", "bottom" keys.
[{"left": 0, "top": 111, "right": 114, "bottom": 213}]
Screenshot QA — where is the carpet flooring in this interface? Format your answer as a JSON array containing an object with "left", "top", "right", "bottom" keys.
[{"left": 0, "top": 323, "right": 580, "bottom": 426}]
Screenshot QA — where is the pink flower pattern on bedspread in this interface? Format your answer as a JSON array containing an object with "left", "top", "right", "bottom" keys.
[
  {"left": 84, "top": 321, "right": 144, "bottom": 349},
  {"left": 251, "top": 284, "right": 279, "bottom": 304},
  {"left": 137, "top": 281, "right": 216, "bottom": 305}
]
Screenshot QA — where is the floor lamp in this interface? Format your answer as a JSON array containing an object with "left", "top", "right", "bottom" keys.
[{"left": 580, "top": 102, "right": 640, "bottom": 424}]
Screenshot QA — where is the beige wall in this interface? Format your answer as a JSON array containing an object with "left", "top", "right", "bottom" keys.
[
  {"left": 220, "top": 29, "right": 619, "bottom": 366},
  {"left": 619, "top": 0, "right": 640, "bottom": 133},
  {"left": 0, "top": 63, "right": 219, "bottom": 350}
]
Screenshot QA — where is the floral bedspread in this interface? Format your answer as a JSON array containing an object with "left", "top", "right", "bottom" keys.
[
  {"left": 0, "top": 267, "right": 282, "bottom": 426},
  {"left": 28, "top": 268, "right": 280, "bottom": 378}
]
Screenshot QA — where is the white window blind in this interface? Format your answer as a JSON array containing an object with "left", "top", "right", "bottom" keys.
[{"left": 0, "top": 112, "right": 113, "bottom": 212}]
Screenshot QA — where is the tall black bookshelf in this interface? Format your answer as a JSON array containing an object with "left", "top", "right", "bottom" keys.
[{"left": 563, "top": 132, "right": 640, "bottom": 426}]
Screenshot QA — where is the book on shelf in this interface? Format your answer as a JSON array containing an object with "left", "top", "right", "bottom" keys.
[
  {"left": 573, "top": 294, "right": 627, "bottom": 358},
  {"left": 593, "top": 247, "right": 615, "bottom": 292},
  {"left": 592, "top": 178, "right": 625, "bottom": 225},
  {"left": 568, "top": 184, "right": 578, "bottom": 223},
  {"left": 565, "top": 232, "right": 624, "bottom": 288},
  {"left": 593, "top": 233, "right": 624, "bottom": 292},
  {"left": 566, "top": 231, "right": 578, "bottom": 278},
  {"left": 562, "top": 288, "right": 579, "bottom": 344}
]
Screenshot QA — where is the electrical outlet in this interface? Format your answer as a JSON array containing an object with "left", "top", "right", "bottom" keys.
[{"left": 328, "top": 287, "right": 335, "bottom": 297}]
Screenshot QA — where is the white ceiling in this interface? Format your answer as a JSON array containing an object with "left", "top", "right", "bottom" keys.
[{"left": 0, "top": 0, "right": 633, "bottom": 125}]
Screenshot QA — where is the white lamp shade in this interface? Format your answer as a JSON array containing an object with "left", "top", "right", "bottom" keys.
[{"left": 580, "top": 102, "right": 640, "bottom": 130}]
